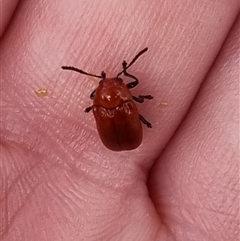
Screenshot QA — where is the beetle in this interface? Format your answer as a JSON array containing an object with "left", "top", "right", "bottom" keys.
[{"left": 61, "top": 47, "right": 153, "bottom": 151}]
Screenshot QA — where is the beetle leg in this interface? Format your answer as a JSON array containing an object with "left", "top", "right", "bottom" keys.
[
  {"left": 90, "top": 89, "right": 96, "bottom": 99},
  {"left": 121, "top": 61, "right": 139, "bottom": 89},
  {"left": 133, "top": 95, "right": 153, "bottom": 103},
  {"left": 139, "top": 114, "right": 152, "bottom": 128},
  {"left": 85, "top": 106, "right": 93, "bottom": 113}
]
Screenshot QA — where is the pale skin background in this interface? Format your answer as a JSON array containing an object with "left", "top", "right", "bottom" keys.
[{"left": 0, "top": 0, "right": 239, "bottom": 240}]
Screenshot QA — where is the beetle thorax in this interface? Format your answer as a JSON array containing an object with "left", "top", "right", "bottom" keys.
[{"left": 93, "top": 78, "right": 133, "bottom": 108}]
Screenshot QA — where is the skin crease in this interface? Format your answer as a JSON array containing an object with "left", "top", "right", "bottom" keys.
[
  {"left": 0, "top": 0, "right": 19, "bottom": 36},
  {"left": 0, "top": 0, "right": 239, "bottom": 240}
]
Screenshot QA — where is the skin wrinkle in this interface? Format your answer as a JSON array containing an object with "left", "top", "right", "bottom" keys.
[
  {"left": 148, "top": 13, "right": 239, "bottom": 241},
  {"left": 0, "top": 0, "right": 19, "bottom": 36}
]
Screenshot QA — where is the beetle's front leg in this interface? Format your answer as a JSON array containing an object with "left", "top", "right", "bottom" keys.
[
  {"left": 133, "top": 95, "right": 153, "bottom": 103},
  {"left": 90, "top": 89, "right": 96, "bottom": 99},
  {"left": 85, "top": 90, "right": 95, "bottom": 112},
  {"left": 121, "top": 61, "right": 139, "bottom": 89}
]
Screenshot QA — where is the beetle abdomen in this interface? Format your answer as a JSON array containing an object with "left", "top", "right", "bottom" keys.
[{"left": 93, "top": 101, "right": 142, "bottom": 151}]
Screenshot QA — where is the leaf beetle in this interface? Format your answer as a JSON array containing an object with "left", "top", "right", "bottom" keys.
[{"left": 62, "top": 47, "right": 153, "bottom": 151}]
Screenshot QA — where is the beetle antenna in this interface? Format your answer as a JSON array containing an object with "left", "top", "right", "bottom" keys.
[
  {"left": 117, "top": 47, "right": 148, "bottom": 77},
  {"left": 62, "top": 66, "right": 103, "bottom": 78}
]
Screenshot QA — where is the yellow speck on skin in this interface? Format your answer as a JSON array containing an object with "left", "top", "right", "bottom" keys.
[
  {"left": 35, "top": 89, "right": 49, "bottom": 97},
  {"left": 157, "top": 102, "right": 168, "bottom": 109}
]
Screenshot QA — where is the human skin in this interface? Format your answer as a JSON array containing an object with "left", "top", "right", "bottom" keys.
[{"left": 0, "top": 0, "right": 239, "bottom": 240}]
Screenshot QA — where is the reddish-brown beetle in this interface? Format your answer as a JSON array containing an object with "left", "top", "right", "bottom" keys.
[{"left": 62, "top": 47, "right": 152, "bottom": 151}]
